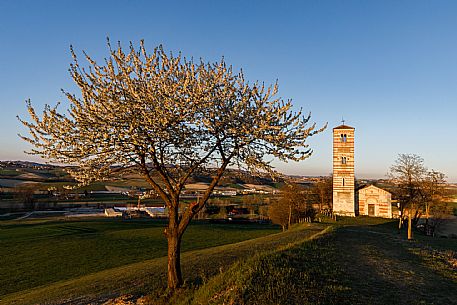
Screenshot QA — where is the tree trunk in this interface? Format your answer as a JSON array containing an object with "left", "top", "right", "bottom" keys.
[
  {"left": 398, "top": 205, "right": 405, "bottom": 229},
  {"left": 288, "top": 203, "right": 292, "bottom": 230},
  {"left": 319, "top": 192, "right": 323, "bottom": 212},
  {"left": 167, "top": 232, "right": 183, "bottom": 289},
  {"left": 407, "top": 213, "right": 413, "bottom": 240}
]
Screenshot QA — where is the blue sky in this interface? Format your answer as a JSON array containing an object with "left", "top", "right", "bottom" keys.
[{"left": 1, "top": 0, "right": 457, "bottom": 181}]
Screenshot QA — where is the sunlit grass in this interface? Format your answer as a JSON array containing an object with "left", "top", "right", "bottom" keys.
[{"left": 1, "top": 218, "right": 279, "bottom": 297}]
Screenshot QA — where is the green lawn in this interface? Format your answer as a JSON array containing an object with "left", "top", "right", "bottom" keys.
[
  {"left": 3, "top": 217, "right": 456, "bottom": 305},
  {"left": 0, "top": 169, "right": 21, "bottom": 176},
  {"left": 1, "top": 222, "right": 324, "bottom": 305},
  {"left": 451, "top": 201, "right": 457, "bottom": 216},
  {"left": 0, "top": 218, "right": 279, "bottom": 297}
]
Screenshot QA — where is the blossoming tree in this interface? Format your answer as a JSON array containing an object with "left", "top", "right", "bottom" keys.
[{"left": 19, "top": 41, "right": 325, "bottom": 289}]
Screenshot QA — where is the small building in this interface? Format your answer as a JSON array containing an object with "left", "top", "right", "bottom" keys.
[{"left": 357, "top": 185, "right": 392, "bottom": 218}]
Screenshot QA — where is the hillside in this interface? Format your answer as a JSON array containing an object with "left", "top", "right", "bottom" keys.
[
  {"left": 0, "top": 221, "right": 324, "bottom": 305},
  {"left": 2, "top": 218, "right": 456, "bottom": 305},
  {"left": 185, "top": 220, "right": 457, "bottom": 305},
  {"left": 0, "top": 161, "right": 285, "bottom": 191}
]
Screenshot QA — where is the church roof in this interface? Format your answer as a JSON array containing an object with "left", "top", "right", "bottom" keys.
[
  {"left": 333, "top": 124, "right": 355, "bottom": 130},
  {"left": 358, "top": 185, "right": 391, "bottom": 194}
]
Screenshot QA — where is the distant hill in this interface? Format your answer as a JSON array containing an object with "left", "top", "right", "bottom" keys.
[
  {"left": 0, "top": 160, "right": 57, "bottom": 169},
  {"left": 0, "top": 160, "right": 327, "bottom": 191},
  {"left": 0, "top": 161, "right": 72, "bottom": 188}
]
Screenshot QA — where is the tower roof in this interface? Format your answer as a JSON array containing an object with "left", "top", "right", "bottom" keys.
[{"left": 333, "top": 124, "right": 355, "bottom": 130}]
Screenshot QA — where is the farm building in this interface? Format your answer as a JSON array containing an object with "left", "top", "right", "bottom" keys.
[{"left": 357, "top": 185, "right": 392, "bottom": 218}]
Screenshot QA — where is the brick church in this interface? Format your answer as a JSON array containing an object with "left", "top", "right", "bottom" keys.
[{"left": 332, "top": 123, "right": 392, "bottom": 218}]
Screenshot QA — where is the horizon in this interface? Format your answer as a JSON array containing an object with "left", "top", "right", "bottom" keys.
[
  {"left": 1, "top": 1, "right": 457, "bottom": 181},
  {"left": 1, "top": 159, "right": 453, "bottom": 184}
]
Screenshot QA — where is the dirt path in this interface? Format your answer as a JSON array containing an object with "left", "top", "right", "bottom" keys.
[{"left": 334, "top": 225, "right": 457, "bottom": 305}]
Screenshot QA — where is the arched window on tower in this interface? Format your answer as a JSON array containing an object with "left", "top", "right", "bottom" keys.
[
  {"left": 341, "top": 156, "right": 347, "bottom": 164},
  {"left": 343, "top": 178, "right": 345, "bottom": 186}
]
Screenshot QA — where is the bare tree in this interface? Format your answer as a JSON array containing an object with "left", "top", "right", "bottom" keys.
[
  {"left": 389, "top": 154, "right": 449, "bottom": 239},
  {"left": 268, "top": 199, "right": 290, "bottom": 232},
  {"left": 420, "top": 170, "right": 448, "bottom": 235},
  {"left": 314, "top": 175, "right": 332, "bottom": 212},
  {"left": 389, "top": 154, "right": 427, "bottom": 239},
  {"left": 269, "top": 183, "right": 313, "bottom": 230},
  {"left": 13, "top": 184, "right": 38, "bottom": 210},
  {"left": 18, "top": 41, "right": 325, "bottom": 289}
]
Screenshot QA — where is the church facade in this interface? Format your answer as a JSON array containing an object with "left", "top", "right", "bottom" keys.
[
  {"left": 358, "top": 185, "right": 392, "bottom": 218},
  {"left": 332, "top": 123, "right": 392, "bottom": 218}
]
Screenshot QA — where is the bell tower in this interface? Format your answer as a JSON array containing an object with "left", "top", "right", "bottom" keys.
[{"left": 332, "top": 122, "right": 355, "bottom": 216}]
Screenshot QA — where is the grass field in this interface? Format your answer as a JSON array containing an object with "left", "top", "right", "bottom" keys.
[
  {"left": 0, "top": 169, "right": 21, "bottom": 176},
  {"left": 452, "top": 201, "right": 457, "bottom": 216},
  {"left": 1, "top": 221, "right": 324, "bottom": 305},
  {"left": 0, "top": 218, "right": 279, "bottom": 297},
  {"left": 181, "top": 219, "right": 457, "bottom": 305},
  {"left": 2, "top": 217, "right": 457, "bottom": 305}
]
